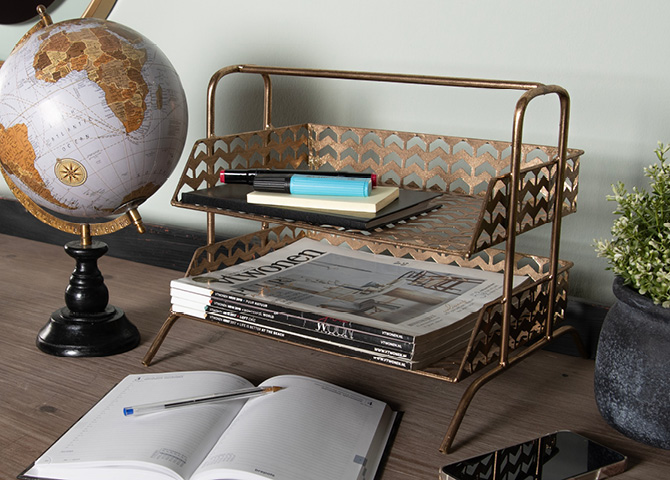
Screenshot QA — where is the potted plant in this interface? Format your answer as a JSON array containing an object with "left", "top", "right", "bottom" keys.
[{"left": 593, "top": 142, "right": 670, "bottom": 449}]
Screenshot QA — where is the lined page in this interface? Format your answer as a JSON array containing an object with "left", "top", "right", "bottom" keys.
[
  {"left": 25, "top": 371, "right": 254, "bottom": 480},
  {"left": 192, "top": 375, "right": 393, "bottom": 480}
]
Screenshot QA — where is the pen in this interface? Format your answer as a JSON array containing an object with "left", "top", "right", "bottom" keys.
[
  {"left": 220, "top": 169, "right": 377, "bottom": 187},
  {"left": 123, "top": 386, "right": 283, "bottom": 416}
]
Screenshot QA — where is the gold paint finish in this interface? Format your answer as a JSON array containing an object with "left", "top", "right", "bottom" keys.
[
  {"left": 80, "top": 223, "right": 91, "bottom": 246},
  {"left": 36, "top": 5, "right": 53, "bottom": 26},
  {"left": 81, "top": 0, "right": 117, "bottom": 19},
  {"left": 127, "top": 208, "right": 145, "bottom": 234},
  {"left": 174, "top": 124, "right": 581, "bottom": 257},
  {"left": 1, "top": 163, "right": 136, "bottom": 237},
  {"left": 153, "top": 65, "right": 583, "bottom": 453}
]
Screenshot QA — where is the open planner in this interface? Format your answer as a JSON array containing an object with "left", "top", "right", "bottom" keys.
[{"left": 20, "top": 371, "right": 398, "bottom": 480}]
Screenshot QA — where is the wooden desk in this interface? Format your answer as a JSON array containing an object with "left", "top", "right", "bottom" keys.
[{"left": 0, "top": 233, "right": 667, "bottom": 479}]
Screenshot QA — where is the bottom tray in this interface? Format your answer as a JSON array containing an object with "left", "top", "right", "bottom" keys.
[{"left": 174, "top": 225, "right": 571, "bottom": 383}]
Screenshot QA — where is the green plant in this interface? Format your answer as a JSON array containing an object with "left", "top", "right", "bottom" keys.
[{"left": 595, "top": 142, "right": 670, "bottom": 307}]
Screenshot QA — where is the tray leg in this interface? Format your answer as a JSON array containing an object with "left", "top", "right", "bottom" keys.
[
  {"left": 439, "top": 325, "right": 586, "bottom": 453},
  {"left": 142, "top": 313, "right": 182, "bottom": 366}
]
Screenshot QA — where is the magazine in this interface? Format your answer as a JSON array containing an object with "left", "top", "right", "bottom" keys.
[
  {"left": 171, "top": 288, "right": 415, "bottom": 354},
  {"left": 170, "top": 289, "right": 476, "bottom": 370},
  {"left": 172, "top": 302, "right": 424, "bottom": 370},
  {"left": 171, "top": 238, "right": 528, "bottom": 365}
]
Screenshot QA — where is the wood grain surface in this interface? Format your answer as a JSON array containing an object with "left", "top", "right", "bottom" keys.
[{"left": 0, "top": 233, "right": 667, "bottom": 479}]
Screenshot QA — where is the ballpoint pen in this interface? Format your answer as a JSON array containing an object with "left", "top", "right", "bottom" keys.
[{"left": 123, "top": 386, "right": 283, "bottom": 416}]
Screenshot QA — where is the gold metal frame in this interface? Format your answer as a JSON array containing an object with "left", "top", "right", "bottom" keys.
[
  {"left": 172, "top": 124, "right": 581, "bottom": 257},
  {"left": 144, "top": 65, "right": 586, "bottom": 453},
  {"left": 81, "top": 0, "right": 117, "bottom": 19},
  {"left": 1, "top": 165, "right": 144, "bottom": 245}
]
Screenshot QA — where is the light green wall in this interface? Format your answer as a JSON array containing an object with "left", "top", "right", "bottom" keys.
[
  {"left": 0, "top": 0, "right": 92, "bottom": 58},
  {"left": 1, "top": 0, "right": 669, "bottom": 306}
]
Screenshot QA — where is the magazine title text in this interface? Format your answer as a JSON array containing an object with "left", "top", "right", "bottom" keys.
[{"left": 196, "top": 248, "right": 326, "bottom": 285}]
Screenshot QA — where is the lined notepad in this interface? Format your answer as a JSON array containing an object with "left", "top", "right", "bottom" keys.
[{"left": 247, "top": 186, "right": 400, "bottom": 213}]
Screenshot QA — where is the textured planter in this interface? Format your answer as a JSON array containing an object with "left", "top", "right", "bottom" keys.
[{"left": 594, "top": 276, "right": 670, "bottom": 449}]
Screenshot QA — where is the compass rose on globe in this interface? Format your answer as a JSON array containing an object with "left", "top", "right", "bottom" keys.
[
  {"left": 54, "top": 158, "right": 87, "bottom": 187},
  {"left": 0, "top": 7, "right": 188, "bottom": 356}
]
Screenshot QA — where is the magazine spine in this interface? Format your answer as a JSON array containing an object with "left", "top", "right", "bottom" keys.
[
  {"left": 209, "top": 289, "right": 416, "bottom": 344},
  {"left": 188, "top": 308, "right": 417, "bottom": 370},
  {"left": 205, "top": 304, "right": 414, "bottom": 360},
  {"left": 204, "top": 296, "right": 415, "bottom": 353}
]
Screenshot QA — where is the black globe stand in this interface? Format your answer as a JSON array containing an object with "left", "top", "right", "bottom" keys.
[{"left": 36, "top": 240, "right": 140, "bottom": 356}]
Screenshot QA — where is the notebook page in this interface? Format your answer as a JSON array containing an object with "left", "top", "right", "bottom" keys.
[
  {"left": 191, "top": 375, "right": 393, "bottom": 480},
  {"left": 25, "top": 371, "right": 254, "bottom": 480}
]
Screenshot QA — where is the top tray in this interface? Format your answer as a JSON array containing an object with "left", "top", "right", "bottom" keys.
[{"left": 172, "top": 123, "right": 582, "bottom": 257}]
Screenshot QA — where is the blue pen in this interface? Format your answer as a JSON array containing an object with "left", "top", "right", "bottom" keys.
[
  {"left": 253, "top": 174, "right": 371, "bottom": 197},
  {"left": 123, "top": 386, "right": 283, "bottom": 416}
]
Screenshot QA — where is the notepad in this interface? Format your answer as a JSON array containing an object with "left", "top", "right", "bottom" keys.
[
  {"left": 20, "top": 371, "right": 398, "bottom": 480},
  {"left": 247, "top": 185, "right": 400, "bottom": 213}
]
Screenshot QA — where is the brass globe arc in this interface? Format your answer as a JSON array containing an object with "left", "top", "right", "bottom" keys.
[{"left": 0, "top": 164, "right": 145, "bottom": 246}]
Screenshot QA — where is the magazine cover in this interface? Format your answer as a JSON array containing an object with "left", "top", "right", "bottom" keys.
[{"left": 171, "top": 238, "right": 529, "bottom": 341}]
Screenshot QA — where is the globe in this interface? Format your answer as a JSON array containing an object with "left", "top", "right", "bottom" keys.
[
  {"left": 0, "top": 12, "right": 189, "bottom": 357},
  {"left": 0, "top": 16, "right": 188, "bottom": 219}
]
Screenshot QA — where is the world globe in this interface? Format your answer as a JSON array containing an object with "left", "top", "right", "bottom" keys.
[
  {"left": 0, "top": 11, "right": 189, "bottom": 357},
  {"left": 0, "top": 16, "right": 188, "bottom": 219}
]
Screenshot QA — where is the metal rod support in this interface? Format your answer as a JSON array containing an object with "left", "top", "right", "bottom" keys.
[
  {"left": 142, "top": 313, "right": 182, "bottom": 366},
  {"left": 440, "top": 325, "right": 586, "bottom": 453}
]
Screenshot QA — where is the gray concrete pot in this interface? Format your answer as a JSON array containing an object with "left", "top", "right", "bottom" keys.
[{"left": 594, "top": 276, "right": 670, "bottom": 449}]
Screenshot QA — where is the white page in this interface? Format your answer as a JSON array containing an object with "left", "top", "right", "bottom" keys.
[
  {"left": 25, "top": 371, "right": 254, "bottom": 480},
  {"left": 191, "top": 375, "right": 393, "bottom": 480}
]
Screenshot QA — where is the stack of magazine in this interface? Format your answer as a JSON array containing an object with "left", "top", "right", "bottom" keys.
[{"left": 171, "top": 238, "right": 529, "bottom": 370}]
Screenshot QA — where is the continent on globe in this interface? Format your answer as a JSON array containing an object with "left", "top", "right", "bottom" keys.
[
  {"left": 34, "top": 23, "right": 149, "bottom": 134},
  {"left": 0, "top": 17, "right": 188, "bottom": 219},
  {"left": 0, "top": 122, "right": 71, "bottom": 209}
]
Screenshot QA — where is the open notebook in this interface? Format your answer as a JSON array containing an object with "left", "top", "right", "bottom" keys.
[{"left": 20, "top": 371, "right": 398, "bottom": 480}]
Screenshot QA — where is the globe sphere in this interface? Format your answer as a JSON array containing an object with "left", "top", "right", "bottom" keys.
[{"left": 0, "top": 18, "right": 188, "bottom": 218}]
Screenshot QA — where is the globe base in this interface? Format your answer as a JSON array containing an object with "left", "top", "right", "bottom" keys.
[
  {"left": 35, "top": 239, "right": 140, "bottom": 357},
  {"left": 37, "top": 305, "right": 140, "bottom": 357}
]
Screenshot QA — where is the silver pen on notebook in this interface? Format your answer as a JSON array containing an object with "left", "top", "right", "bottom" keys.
[{"left": 123, "top": 386, "right": 283, "bottom": 416}]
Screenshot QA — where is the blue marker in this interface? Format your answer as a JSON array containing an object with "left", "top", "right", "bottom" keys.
[{"left": 252, "top": 173, "right": 371, "bottom": 197}]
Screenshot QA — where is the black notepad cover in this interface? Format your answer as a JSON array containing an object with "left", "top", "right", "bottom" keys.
[{"left": 180, "top": 184, "right": 442, "bottom": 230}]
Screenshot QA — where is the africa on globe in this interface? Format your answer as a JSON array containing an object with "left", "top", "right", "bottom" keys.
[{"left": 0, "top": 16, "right": 188, "bottom": 219}]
